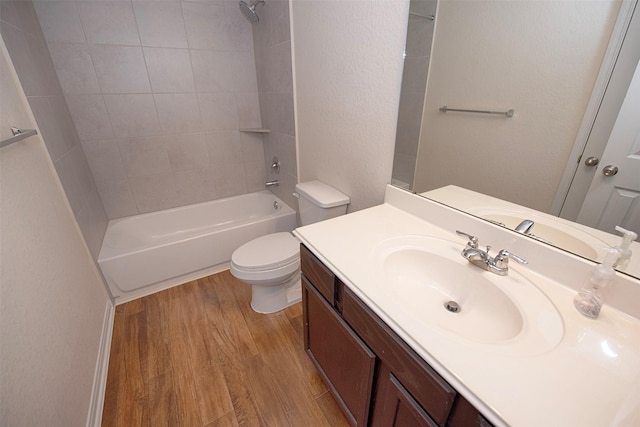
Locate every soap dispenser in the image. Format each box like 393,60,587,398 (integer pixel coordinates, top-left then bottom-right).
613,226,637,269
573,248,621,319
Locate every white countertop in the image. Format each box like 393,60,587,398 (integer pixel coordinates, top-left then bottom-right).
294,186,640,427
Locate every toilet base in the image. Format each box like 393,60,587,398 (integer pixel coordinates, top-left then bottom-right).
250,276,302,314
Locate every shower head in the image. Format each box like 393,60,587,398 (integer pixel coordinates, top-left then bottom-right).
239,0,264,24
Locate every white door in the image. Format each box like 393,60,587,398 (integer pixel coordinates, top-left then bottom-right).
576,58,640,235
557,2,640,224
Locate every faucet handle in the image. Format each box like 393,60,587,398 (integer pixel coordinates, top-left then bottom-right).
493,249,527,269
456,230,478,248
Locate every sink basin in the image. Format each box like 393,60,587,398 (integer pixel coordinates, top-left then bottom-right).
469,208,607,260
370,235,564,356
382,248,523,343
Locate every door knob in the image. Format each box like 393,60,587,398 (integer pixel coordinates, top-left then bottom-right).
584,156,599,167
602,165,618,176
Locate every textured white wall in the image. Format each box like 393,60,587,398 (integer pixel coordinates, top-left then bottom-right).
291,0,409,212
1,37,110,426
413,0,620,212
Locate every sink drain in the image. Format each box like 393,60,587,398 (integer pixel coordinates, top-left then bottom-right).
444,301,460,313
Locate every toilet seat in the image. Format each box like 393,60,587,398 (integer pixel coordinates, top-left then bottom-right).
230,232,300,285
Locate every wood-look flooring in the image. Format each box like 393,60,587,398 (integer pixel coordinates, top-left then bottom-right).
102,270,350,427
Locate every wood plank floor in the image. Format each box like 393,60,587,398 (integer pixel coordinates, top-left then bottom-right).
102,270,350,427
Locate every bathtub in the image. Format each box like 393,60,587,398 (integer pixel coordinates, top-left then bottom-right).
98,191,297,303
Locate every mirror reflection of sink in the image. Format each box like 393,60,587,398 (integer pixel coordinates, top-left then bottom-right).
468,208,608,260
371,235,564,356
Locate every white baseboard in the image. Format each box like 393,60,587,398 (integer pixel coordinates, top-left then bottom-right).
86,299,115,427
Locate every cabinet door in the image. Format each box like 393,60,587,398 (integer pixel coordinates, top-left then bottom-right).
447,396,493,427
303,278,376,426
342,286,456,425
375,366,438,427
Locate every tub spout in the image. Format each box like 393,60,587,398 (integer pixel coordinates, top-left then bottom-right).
265,180,279,188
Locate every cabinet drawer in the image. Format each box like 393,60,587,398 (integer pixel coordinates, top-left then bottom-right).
342,286,456,426
303,278,376,426
300,244,336,305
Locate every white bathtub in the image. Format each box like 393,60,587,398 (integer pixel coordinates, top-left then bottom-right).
98,191,297,303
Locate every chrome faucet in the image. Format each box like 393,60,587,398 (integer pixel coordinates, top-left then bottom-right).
265,180,279,188
515,219,534,234
513,219,553,245
456,230,527,276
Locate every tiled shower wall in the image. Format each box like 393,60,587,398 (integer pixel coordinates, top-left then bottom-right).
392,0,436,189
252,0,297,211
0,0,108,259
34,0,267,218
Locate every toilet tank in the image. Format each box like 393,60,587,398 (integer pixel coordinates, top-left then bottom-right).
295,181,350,225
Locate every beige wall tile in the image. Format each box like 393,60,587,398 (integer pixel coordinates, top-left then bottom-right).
48,42,100,94
117,135,172,177
190,49,235,92
82,138,127,183
133,1,188,48
66,94,115,141
33,1,85,44
166,134,210,171
91,45,150,93
144,47,195,93
128,172,181,213
206,130,243,166
79,1,140,46
154,93,203,134
96,178,138,218
104,94,161,137
29,95,77,161
198,92,238,130
209,162,247,199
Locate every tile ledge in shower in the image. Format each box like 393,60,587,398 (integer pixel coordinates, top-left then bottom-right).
239,128,271,133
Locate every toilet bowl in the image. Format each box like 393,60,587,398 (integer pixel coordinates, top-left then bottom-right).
230,232,301,313
230,180,350,313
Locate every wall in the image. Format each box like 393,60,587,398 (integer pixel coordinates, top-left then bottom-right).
33,0,266,218
253,0,298,210
0,0,108,258
1,36,111,427
413,0,620,212
291,0,408,212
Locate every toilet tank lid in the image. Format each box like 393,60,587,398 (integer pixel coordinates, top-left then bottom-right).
295,180,350,208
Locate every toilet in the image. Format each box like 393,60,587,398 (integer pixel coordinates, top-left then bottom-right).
230,181,350,313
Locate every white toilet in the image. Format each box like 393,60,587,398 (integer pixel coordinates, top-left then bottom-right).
230,181,350,313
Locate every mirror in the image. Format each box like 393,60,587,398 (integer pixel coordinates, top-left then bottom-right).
392,0,640,279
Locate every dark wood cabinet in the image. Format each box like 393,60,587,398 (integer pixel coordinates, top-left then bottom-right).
303,276,376,426
301,244,492,427
447,395,494,427
373,365,438,427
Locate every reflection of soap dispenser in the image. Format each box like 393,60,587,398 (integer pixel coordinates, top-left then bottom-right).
613,226,637,269
573,248,620,319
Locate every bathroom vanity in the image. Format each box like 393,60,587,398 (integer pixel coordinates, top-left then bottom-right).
301,244,489,426
293,185,640,427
